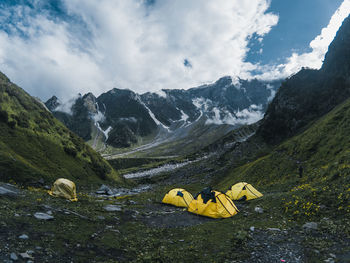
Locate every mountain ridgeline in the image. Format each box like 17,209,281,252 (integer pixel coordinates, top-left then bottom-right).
258,15,350,143
46,78,281,155
0,72,123,185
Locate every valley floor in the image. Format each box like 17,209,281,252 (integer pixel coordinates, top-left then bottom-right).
0,157,349,263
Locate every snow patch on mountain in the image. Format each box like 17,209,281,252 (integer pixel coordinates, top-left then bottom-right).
119,117,137,123
192,97,212,111
180,110,189,122
176,107,191,127
137,95,170,130
95,121,112,141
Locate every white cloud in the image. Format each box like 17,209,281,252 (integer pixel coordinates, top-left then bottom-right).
205,104,264,126
0,0,278,100
54,94,81,114
257,0,350,80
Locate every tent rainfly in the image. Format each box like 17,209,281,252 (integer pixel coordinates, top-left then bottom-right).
188,187,239,218
162,188,194,207
226,182,263,201
48,178,78,201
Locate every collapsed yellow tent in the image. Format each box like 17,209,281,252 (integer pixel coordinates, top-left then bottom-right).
188,188,239,218
162,188,194,207
48,178,78,201
226,182,263,201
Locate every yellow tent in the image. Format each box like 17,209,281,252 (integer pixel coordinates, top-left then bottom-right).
226,182,263,201
162,188,194,207
188,188,239,218
48,178,78,201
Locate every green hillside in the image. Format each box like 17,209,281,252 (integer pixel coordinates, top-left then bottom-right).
219,97,350,220
0,72,123,185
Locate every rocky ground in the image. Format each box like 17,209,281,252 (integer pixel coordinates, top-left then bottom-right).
0,159,349,263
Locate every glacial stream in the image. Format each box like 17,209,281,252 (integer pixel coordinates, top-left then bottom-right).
123,160,193,179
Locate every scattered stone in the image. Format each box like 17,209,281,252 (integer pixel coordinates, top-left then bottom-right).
19,234,29,240
14,213,20,217
44,185,51,190
103,205,122,212
10,252,18,261
254,206,264,214
97,216,105,220
250,226,255,232
329,253,336,258
19,252,33,260
267,228,281,231
302,222,318,230
324,258,335,263
0,183,21,197
34,212,54,220
96,184,113,195
46,210,53,215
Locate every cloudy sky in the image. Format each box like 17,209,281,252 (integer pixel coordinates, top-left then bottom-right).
0,0,349,100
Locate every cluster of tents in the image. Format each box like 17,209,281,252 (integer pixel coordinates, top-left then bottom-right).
46,179,263,219
162,182,263,218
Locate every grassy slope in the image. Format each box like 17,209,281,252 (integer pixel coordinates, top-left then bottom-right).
0,72,123,185
1,97,349,262
218,97,350,220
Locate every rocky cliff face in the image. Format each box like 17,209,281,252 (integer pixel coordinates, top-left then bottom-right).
46,77,281,153
258,15,350,143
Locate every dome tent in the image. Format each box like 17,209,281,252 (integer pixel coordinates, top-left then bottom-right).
188,187,239,218
226,182,263,201
162,188,194,207
48,178,78,201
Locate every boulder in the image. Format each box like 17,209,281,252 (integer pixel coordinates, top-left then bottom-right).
34,212,54,220
10,252,18,261
254,206,264,214
0,183,21,197
96,184,114,195
303,222,318,230
103,205,122,212
18,234,29,240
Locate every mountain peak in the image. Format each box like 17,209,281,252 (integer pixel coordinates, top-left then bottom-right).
321,15,350,75
45,95,60,111
82,92,97,114
258,14,350,143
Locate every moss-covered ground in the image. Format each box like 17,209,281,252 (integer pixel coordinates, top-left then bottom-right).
1,74,350,262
